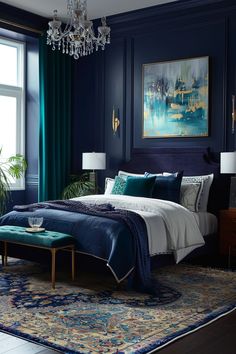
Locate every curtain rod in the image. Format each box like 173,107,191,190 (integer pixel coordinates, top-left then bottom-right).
0,18,43,35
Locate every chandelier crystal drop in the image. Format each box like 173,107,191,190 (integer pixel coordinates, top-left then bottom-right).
46,0,111,60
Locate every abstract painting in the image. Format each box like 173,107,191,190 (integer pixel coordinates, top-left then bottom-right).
143,56,209,138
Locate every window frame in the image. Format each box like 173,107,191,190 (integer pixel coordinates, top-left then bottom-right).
0,36,25,191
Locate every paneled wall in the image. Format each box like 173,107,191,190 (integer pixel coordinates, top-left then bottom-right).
1,0,236,198
72,0,236,178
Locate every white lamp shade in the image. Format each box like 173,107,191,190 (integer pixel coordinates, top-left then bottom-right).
220,152,236,174
82,152,106,170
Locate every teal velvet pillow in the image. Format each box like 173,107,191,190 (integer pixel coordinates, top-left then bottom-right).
111,176,126,195
123,176,156,197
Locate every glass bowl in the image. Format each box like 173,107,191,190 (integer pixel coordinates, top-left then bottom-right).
28,217,44,230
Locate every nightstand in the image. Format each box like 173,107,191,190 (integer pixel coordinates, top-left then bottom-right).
219,209,236,268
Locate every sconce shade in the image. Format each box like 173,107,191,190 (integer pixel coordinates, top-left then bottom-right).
220,152,236,174
82,152,106,170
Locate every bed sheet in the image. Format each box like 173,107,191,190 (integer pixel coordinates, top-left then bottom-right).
192,211,217,236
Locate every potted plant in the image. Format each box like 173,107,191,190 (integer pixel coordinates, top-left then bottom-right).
62,172,95,199
0,147,27,215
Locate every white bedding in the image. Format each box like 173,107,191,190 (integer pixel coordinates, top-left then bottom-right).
192,211,217,236
72,194,205,263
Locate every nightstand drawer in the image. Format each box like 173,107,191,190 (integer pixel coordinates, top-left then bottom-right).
219,210,236,256
220,233,236,246
220,216,236,228
220,227,236,238
220,242,236,256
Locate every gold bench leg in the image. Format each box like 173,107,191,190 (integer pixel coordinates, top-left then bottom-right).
51,248,56,289
72,246,75,281
1,242,4,266
3,241,7,267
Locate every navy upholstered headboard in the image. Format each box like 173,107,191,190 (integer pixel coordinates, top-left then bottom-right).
120,148,230,215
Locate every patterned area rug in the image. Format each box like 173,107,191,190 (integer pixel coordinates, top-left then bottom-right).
0,260,235,354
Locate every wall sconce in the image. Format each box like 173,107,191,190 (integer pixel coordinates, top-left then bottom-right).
112,106,120,135
232,95,236,134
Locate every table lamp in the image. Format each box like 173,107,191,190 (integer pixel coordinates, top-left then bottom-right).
82,152,106,193
220,152,236,208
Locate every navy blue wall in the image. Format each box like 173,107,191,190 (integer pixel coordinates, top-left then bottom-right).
1,0,236,198
72,0,236,180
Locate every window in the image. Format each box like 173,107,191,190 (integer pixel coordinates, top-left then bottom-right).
0,37,25,190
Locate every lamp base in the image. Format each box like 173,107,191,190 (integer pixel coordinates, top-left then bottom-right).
229,176,236,208
89,171,97,194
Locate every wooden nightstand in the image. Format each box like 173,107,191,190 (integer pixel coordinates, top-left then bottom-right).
220,209,236,267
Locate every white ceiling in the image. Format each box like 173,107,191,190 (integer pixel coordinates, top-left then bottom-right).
1,0,179,20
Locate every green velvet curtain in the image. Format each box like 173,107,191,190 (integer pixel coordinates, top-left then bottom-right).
39,35,72,201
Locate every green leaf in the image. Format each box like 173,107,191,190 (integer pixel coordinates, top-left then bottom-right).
62,173,95,199
0,148,27,215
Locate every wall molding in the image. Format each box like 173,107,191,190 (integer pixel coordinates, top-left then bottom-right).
74,0,236,172
108,0,236,29
26,174,38,186
0,2,47,35
0,18,42,34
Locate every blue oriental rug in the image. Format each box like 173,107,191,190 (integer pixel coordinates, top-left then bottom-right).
0,260,235,353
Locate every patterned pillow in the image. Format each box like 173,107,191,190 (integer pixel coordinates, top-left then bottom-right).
182,174,214,211
111,176,126,195
180,182,203,212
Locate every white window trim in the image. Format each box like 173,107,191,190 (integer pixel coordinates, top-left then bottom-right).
0,37,25,191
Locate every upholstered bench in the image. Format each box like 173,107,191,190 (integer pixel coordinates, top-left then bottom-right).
0,225,75,289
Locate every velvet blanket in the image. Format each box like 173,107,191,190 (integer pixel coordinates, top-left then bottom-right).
1,200,152,293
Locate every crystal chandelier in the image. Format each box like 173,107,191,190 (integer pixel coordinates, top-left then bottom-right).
47,0,111,60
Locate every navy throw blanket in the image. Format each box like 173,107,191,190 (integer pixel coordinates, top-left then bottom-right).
14,200,154,294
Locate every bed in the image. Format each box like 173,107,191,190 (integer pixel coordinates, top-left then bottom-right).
0,148,229,291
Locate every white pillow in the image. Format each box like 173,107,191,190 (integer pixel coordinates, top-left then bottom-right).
182,174,214,212
180,182,203,212
104,178,115,195
118,170,144,178
163,172,177,176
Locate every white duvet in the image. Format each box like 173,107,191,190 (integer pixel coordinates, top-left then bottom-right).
72,194,205,263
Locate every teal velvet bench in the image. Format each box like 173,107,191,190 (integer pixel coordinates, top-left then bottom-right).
0,225,75,289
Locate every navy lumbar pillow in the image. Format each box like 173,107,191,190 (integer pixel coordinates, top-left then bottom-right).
145,171,183,203
123,176,156,198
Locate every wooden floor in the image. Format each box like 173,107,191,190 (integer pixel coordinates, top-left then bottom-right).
0,309,235,353
0,331,57,354
156,309,236,354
